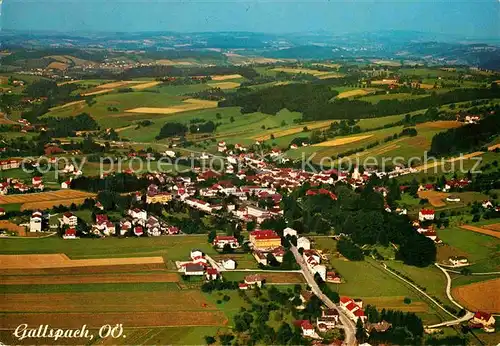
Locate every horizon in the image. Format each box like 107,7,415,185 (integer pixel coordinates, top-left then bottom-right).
2,0,499,40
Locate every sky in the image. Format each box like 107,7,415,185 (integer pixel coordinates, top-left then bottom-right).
2,0,499,38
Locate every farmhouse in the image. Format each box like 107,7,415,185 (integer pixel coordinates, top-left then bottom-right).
471,311,495,332
213,235,240,249
128,208,147,221
446,195,461,202
419,209,435,222
449,256,469,266
249,229,281,250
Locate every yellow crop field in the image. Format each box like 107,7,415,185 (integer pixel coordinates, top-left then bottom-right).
125,99,218,115
371,79,398,85
209,81,241,89
80,89,113,96
336,89,377,99
155,59,193,66
271,67,331,77
130,81,161,90
49,100,85,111
211,74,242,81
96,81,141,89
313,135,373,147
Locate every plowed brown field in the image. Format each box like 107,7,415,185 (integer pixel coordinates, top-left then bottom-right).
452,278,500,313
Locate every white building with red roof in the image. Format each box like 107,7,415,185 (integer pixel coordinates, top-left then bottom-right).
213,235,240,249
418,208,435,222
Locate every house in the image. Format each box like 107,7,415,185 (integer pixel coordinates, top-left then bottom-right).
213,235,240,249
217,141,227,152
62,212,77,226
63,228,77,239
419,209,435,222
294,320,315,337
471,311,496,333
184,263,205,276
132,226,143,236
340,296,367,323
61,180,72,189
446,195,461,202
482,200,494,209
244,274,263,287
128,208,147,221
0,207,4,216
205,268,219,281
326,271,342,283
249,229,281,250
366,320,392,333
297,237,311,250
290,144,298,150
222,258,236,270
190,250,204,261
283,227,298,238
238,283,249,290
296,291,314,310
146,192,173,204
316,309,339,331
32,176,44,190
29,211,43,232
449,256,468,266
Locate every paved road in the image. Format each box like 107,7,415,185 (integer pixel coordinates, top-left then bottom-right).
290,245,356,346
429,264,475,328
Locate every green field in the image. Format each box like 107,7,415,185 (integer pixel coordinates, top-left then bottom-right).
360,93,428,104
437,226,500,272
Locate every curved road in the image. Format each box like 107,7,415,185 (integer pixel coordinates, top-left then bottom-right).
290,245,356,346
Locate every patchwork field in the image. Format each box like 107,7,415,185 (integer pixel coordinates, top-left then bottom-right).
460,225,500,239
452,278,500,313
125,99,218,115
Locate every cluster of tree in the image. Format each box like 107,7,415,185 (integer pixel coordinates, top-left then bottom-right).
189,120,217,134
200,280,240,292
303,87,500,121
187,87,225,101
119,65,258,80
40,113,99,137
159,76,211,85
229,286,307,345
336,238,364,261
286,181,436,267
430,112,500,156
70,173,151,193
219,83,338,115
156,122,188,139
364,305,424,344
